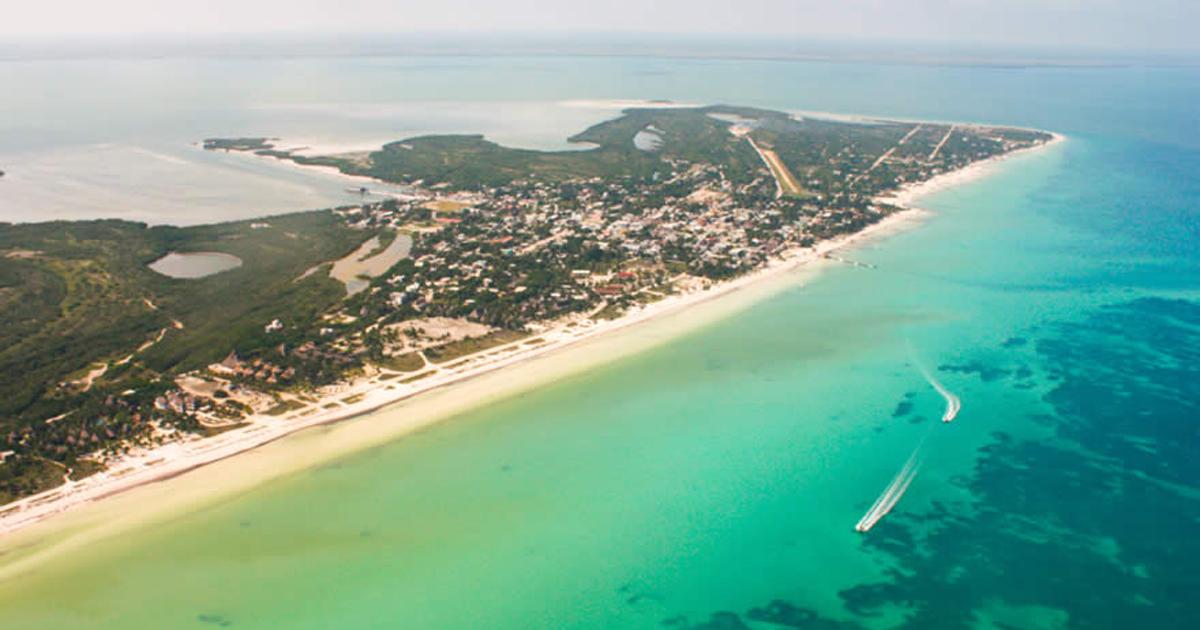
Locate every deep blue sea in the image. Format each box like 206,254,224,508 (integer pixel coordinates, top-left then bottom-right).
0,53,1197,628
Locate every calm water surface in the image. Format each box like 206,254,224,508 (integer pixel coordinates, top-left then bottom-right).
0,55,1197,629
148,251,243,278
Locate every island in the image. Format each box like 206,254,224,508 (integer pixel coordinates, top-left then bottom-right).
0,105,1056,528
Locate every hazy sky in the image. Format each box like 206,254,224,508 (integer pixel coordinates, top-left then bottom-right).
4,0,1198,52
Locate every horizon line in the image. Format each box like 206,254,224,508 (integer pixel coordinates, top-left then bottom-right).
1,30,1198,55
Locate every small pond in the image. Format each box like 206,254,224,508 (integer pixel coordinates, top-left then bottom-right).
148,252,243,278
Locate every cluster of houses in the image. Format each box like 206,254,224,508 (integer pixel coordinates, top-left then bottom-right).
165,122,1043,420
324,147,899,331
154,389,210,415
211,351,296,385
150,121,1025,423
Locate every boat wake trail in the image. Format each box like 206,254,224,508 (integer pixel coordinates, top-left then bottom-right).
851,347,961,533
916,362,961,423
855,444,924,533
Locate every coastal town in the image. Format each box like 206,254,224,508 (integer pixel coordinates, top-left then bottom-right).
3,2,1191,626
0,105,1054,515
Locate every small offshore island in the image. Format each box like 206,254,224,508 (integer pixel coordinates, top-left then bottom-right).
0,105,1055,530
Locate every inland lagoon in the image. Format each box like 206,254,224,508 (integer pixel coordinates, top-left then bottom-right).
148,251,243,278
329,233,413,295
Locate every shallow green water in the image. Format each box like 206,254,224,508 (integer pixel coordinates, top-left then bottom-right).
1,56,1198,629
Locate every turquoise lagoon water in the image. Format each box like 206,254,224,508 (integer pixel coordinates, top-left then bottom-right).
0,54,1198,628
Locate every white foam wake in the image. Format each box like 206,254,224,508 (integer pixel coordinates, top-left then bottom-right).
918,364,961,423
855,446,923,533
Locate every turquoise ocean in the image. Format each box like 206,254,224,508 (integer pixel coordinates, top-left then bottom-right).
0,52,1198,628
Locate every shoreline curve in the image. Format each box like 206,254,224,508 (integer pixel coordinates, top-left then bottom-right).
0,131,1066,581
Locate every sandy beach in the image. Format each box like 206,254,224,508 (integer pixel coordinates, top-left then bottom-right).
879,132,1066,208
0,132,1064,577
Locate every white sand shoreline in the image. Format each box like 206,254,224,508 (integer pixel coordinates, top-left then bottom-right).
879,131,1066,208
0,211,914,536
0,132,1064,573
